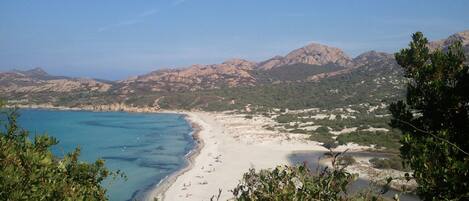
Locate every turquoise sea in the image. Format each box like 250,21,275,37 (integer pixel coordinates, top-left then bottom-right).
17,109,195,201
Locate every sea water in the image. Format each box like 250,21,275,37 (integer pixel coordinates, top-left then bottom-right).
17,109,195,201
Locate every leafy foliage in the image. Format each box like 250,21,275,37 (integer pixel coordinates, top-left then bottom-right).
231,150,397,201
390,32,469,200
0,105,122,201
232,151,359,201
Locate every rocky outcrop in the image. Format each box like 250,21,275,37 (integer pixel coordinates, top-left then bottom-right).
11,103,160,113
78,103,160,113
0,69,112,93
428,30,469,52
257,43,352,70
111,43,356,93
13,67,49,78
119,58,257,92
352,51,393,66
308,51,397,81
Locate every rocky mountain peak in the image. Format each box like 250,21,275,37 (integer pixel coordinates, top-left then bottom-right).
353,51,393,66
445,30,469,45
221,58,257,69
428,30,469,51
27,67,47,74
12,67,49,77
257,42,352,70
286,43,351,63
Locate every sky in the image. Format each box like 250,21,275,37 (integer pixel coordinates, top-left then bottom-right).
1,0,468,80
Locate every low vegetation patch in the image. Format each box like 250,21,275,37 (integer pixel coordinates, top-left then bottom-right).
339,155,356,166
369,156,408,171
336,131,401,152
309,132,335,144
275,113,302,123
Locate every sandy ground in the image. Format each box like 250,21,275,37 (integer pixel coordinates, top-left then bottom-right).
146,111,415,201
147,111,327,201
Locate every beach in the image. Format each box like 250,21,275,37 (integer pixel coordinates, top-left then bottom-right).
147,111,330,201
14,106,416,200
146,111,418,201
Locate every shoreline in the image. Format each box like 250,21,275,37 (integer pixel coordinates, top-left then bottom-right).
12,105,202,201
142,112,205,201
6,103,161,113
154,112,329,201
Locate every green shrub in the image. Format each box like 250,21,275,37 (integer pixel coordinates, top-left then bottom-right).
315,126,330,133
275,114,299,123
391,32,469,200
309,132,334,145
369,156,406,171
289,129,308,134
321,141,339,150
232,150,394,201
232,152,358,201
339,155,356,166
336,131,401,151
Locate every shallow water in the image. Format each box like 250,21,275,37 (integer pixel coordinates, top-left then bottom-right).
18,109,195,201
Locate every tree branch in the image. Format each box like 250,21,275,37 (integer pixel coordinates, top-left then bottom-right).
396,119,469,156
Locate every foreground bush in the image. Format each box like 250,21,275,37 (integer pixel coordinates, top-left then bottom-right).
0,107,122,201
232,151,395,201
233,164,355,200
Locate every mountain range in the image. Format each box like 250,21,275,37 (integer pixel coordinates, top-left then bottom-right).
1,30,468,111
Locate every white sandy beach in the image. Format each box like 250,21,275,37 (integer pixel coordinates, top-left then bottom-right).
147,111,328,201
146,111,415,201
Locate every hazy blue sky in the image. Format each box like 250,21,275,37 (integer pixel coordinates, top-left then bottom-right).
1,0,468,80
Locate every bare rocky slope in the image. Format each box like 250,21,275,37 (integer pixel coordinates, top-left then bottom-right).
0,68,112,104
116,42,387,92
257,43,352,70
428,30,469,53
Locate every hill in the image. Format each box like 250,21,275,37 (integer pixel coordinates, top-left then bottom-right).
1,30,468,111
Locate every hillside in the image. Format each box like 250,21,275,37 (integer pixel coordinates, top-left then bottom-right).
428,30,469,57
1,30,468,111
154,52,404,111
0,68,112,104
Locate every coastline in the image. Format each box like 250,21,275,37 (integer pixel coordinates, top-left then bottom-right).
6,103,160,113
142,112,205,201
12,105,203,201
12,105,417,200
12,105,202,200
